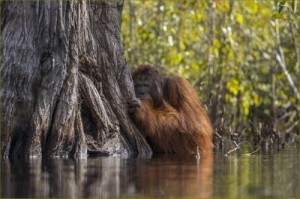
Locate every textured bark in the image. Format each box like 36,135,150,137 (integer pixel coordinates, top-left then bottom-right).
1,0,152,158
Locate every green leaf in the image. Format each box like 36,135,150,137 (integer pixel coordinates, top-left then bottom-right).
272,13,284,20
236,14,244,25
227,79,239,96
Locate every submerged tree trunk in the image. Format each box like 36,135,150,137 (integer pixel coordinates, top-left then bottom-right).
1,0,152,158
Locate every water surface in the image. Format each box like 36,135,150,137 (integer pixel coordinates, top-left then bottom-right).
1,148,299,198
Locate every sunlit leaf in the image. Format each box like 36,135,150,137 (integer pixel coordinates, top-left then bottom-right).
227,79,239,96
236,14,244,25
213,39,221,48
245,1,259,14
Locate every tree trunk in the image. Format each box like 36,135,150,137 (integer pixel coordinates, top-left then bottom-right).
1,0,152,158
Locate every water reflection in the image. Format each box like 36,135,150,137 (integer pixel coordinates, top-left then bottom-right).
1,153,212,198
213,148,300,198
1,149,299,198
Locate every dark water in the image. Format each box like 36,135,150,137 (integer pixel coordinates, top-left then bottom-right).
1,148,299,198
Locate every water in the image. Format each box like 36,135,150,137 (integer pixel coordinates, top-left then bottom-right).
1,148,299,198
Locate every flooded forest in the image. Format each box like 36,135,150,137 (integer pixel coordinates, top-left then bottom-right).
1,0,300,198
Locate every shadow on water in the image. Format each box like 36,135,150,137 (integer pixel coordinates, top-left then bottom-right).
1,148,299,198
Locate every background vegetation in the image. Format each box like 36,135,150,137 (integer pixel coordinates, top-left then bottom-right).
121,0,300,151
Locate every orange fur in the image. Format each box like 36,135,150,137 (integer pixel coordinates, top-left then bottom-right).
131,66,212,154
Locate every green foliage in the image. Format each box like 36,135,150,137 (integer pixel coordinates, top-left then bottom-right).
121,0,300,140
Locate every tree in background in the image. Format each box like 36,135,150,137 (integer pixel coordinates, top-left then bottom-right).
122,0,300,150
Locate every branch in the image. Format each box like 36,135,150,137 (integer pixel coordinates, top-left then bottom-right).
275,53,300,101
275,20,300,102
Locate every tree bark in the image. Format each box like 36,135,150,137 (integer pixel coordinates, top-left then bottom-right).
1,0,152,158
